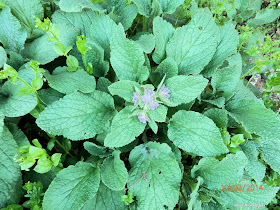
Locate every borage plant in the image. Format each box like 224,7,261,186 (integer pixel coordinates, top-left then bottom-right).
0,0,280,209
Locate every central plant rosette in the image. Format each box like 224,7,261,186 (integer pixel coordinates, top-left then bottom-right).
132,84,170,123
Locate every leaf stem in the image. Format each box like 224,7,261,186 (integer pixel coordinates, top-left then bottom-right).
54,138,77,161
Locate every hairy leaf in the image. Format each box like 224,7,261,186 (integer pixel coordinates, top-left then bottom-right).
59,0,104,12
108,80,140,102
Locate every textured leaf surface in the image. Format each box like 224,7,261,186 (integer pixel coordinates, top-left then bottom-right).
36,91,114,140
110,32,149,82
152,16,175,64
59,0,103,12
157,0,184,14
81,183,127,210
0,69,37,117
0,8,27,52
108,80,140,102
155,57,178,79
166,12,219,74
119,4,138,30
0,46,7,68
188,177,203,210
131,0,152,17
220,180,279,208
149,105,167,122
43,162,100,210
100,150,128,190
191,152,247,189
258,139,280,173
4,0,44,35
202,23,239,76
168,111,228,156
247,9,280,27
104,106,146,148
23,24,79,64
128,142,181,210
0,127,22,207
240,141,265,182
165,75,208,106
0,113,3,135
226,99,280,141
83,142,111,158
6,123,29,147
203,108,228,128
134,33,155,54
52,11,97,38
38,88,65,106
45,67,96,94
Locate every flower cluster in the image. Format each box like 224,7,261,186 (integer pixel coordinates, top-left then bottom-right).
132,85,170,123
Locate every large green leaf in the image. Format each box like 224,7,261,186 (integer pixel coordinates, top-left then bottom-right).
108,80,140,102
203,108,228,128
202,23,239,76
100,150,128,191
157,0,184,14
165,75,208,107
22,24,79,65
247,8,280,27
4,0,44,35
240,141,266,182
0,126,22,208
59,0,104,12
152,16,175,64
0,46,7,68
118,4,138,31
166,11,219,74
0,8,27,52
0,113,3,135
6,123,29,147
0,68,37,117
45,67,96,94
42,162,100,210
36,91,114,140
104,106,146,148
110,31,149,82
226,99,280,141
81,183,127,210
131,0,152,17
258,138,280,173
191,152,247,189
220,180,279,208
168,111,228,156
52,11,97,38
128,142,182,210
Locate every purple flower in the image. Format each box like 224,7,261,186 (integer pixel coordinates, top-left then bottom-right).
137,113,150,123
132,92,139,105
159,85,170,99
142,89,155,104
148,101,159,110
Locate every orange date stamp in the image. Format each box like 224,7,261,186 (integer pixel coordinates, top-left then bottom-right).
221,184,263,191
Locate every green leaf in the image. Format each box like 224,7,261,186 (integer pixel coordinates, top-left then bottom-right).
42,162,100,210
258,138,280,173
152,16,175,64
45,67,96,94
51,153,62,166
149,104,167,122
166,12,219,74
131,0,152,17
81,183,126,210
133,33,155,54
83,141,111,158
203,97,225,108
0,113,3,135
168,110,228,156
85,41,109,77
247,9,280,27
31,77,44,91
110,31,149,82
220,180,279,208
34,155,53,173
165,75,208,107
108,80,140,102
188,177,203,210
38,88,64,106
203,108,228,128
191,152,247,189
119,4,138,31
128,142,182,210
202,23,239,77
22,24,79,65
0,8,27,52
100,150,128,191
211,53,242,93
91,14,124,60
0,126,22,207
96,77,111,93
59,0,104,12
155,57,178,79
240,141,265,182
4,0,43,35
157,0,184,14
226,99,280,141
36,91,115,140
0,68,37,117
0,46,7,68
104,106,146,148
